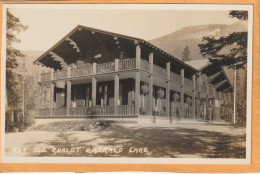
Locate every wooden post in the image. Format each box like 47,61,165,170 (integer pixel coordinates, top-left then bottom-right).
198,72,202,120
149,52,153,73
148,75,153,115
66,80,71,115
50,69,54,80
135,42,141,69
104,85,107,106
86,86,90,107
192,74,196,119
38,65,41,82
135,72,140,115
115,58,119,71
37,84,41,117
50,82,54,117
67,67,71,78
181,69,185,118
92,77,97,107
114,74,119,115
205,84,209,121
93,63,97,74
167,61,171,80
166,81,170,117
213,88,216,121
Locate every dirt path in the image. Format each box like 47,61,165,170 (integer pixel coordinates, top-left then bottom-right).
5,122,246,158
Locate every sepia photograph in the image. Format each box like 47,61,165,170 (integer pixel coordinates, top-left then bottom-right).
1,4,253,164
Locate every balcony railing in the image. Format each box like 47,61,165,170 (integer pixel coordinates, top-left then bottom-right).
97,62,115,74
70,107,90,116
95,106,115,116
39,108,51,117
140,59,150,72
119,58,136,71
53,108,66,116
184,78,193,87
153,64,167,77
53,70,67,80
117,105,135,115
40,72,51,82
170,72,182,83
71,66,93,78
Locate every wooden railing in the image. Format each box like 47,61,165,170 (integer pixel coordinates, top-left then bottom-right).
201,84,207,93
170,72,182,83
117,105,135,115
153,64,167,77
184,78,193,87
140,59,150,72
70,107,91,116
71,66,93,78
94,106,114,115
97,62,115,74
53,108,66,116
53,70,67,80
39,108,51,117
40,72,51,82
119,58,136,71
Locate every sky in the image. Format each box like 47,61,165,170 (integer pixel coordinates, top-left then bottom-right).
6,5,243,51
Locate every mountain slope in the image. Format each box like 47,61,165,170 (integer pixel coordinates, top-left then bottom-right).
149,22,248,61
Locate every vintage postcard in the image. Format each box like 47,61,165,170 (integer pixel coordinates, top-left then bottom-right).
0,1,257,171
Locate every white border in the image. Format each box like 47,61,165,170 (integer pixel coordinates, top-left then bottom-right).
1,3,253,164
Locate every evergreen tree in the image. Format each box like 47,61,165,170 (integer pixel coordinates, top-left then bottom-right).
199,10,248,69
6,9,28,107
182,46,191,62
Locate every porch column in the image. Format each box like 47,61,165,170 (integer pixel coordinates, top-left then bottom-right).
192,74,196,119
205,84,209,121
92,77,97,107
38,65,41,82
50,82,54,116
135,41,141,69
148,53,154,115
198,72,202,119
149,53,153,73
67,67,71,78
135,71,140,115
104,85,107,106
66,80,71,115
93,63,97,74
148,75,153,115
114,74,119,115
213,88,216,121
37,84,41,117
166,61,171,117
50,68,54,80
181,69,185,118
166,81,170,117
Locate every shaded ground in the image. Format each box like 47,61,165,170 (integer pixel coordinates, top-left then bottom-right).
5,121,246,158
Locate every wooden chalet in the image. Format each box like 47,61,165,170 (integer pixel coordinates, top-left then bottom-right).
34,25,234,121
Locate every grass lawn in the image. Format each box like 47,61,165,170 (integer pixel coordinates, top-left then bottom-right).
5,120,246,158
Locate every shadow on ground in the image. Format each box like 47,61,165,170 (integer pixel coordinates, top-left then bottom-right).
12,123,246,158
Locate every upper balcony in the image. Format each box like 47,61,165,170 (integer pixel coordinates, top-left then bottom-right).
40,58,194,89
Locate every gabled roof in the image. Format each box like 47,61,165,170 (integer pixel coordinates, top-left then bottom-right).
34,25,198,72
185,59,210,70
186,59,234,92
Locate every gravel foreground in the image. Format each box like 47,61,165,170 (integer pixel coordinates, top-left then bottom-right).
5,120,246,158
